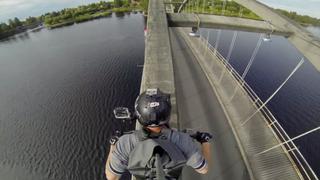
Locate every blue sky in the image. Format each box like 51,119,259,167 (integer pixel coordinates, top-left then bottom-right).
0,0,320,23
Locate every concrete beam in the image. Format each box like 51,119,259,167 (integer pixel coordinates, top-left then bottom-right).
138,0,178,129
233,0,320,72
167,13,293,37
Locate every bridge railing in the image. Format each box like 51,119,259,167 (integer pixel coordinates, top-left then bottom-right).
199,35,318,180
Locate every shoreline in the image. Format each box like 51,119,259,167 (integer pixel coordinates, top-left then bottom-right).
45,8,139,29
0,0,147,40
0,23,41,40
0,10,143,40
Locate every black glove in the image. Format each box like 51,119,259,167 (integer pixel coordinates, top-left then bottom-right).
191,131,213,144
109,136,119,145
109,130,122,145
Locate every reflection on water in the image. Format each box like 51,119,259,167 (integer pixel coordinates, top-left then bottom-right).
0,13,145,180
0,32,30,43
17,32,30,40
0,35,18,43
115,12,126,18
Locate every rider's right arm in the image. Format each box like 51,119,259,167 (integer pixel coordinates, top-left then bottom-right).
105,145,120,180
105,134,135,180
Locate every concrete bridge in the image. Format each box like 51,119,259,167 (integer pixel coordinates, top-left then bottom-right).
139,0,319,179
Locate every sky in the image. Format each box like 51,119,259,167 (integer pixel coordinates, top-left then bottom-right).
0,0,103,22
0,0,320,23
258,0,320,18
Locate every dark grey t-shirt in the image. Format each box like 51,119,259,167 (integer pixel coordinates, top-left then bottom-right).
108,128,206,176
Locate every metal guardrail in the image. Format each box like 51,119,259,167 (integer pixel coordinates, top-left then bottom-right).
198,35,318,180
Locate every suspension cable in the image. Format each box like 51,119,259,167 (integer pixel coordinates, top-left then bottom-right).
211,0,214,14
228,33,263,101
214,30,221,55
212,0,227,58
203,29,211,58
197,0,199,13
242,34,263,79
240,58,305,126
202,0,206,14
256,126,320,156
219,31,238,83
221,0,227,16
239,7,243,17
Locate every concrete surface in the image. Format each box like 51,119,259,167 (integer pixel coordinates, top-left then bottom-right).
139,0,178,128
167,13,292,37
169,28,250,180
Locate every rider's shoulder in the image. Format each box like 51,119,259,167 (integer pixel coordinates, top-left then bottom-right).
118,130,140,142
163,128,193,141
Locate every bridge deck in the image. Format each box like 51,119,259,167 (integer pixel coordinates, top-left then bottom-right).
141,0,310,179
174,27,302,180
170,28,250,180
139,0,178,129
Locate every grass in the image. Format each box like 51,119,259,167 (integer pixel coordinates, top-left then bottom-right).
47,20,74,29
48,11,113,28
181,0,262,21
112,7,131,13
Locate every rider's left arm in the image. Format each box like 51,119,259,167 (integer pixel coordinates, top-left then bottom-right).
196,142,211,174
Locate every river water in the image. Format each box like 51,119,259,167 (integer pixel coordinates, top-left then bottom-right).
0,13,319,179
200,27,320,177
307,26,320,38
0,13,144,180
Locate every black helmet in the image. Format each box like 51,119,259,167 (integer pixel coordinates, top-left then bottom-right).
135,88,171,127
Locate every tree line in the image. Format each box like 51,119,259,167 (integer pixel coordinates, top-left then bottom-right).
42,1,114,26
39,0,148,28
3,0,318,36
276,9,320,26
180,0,261,20
179,0,320,25
0,16,40,34
1,0,145,34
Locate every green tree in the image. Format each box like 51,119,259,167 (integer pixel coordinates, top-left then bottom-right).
227,6,238,13
141,0,149,11
114,0,123,8
0,23,4,33
44,17,53,25
25,16,38,25
51,11,60,17
123,0,131,7
14,17,22,27
89,3,98,9
276,9,320,26
8,19,15,28
61,12,72,20
0,23,10,31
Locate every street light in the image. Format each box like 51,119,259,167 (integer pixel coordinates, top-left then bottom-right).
189,27,200,37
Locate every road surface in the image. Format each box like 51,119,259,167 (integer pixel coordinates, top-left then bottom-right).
169,28,250,180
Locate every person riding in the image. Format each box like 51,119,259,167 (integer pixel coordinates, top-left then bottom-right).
105,88,212,180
